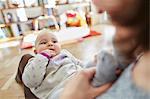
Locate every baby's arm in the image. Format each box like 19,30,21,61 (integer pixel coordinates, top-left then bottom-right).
61,49,84,67
22,53,49,88
92,50,119,87
73,58,84,67
92,48,134,87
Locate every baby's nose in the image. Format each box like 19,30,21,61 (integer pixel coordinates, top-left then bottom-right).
47,41,54,46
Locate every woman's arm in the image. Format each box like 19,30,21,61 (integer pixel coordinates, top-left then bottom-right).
22,54,49,88
60,68,112,99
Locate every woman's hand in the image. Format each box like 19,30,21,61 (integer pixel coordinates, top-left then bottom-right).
60,68,112,99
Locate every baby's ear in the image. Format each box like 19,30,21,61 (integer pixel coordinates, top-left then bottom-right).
34,49,37,54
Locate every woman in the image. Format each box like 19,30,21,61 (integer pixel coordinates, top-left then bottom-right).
60,0,149,99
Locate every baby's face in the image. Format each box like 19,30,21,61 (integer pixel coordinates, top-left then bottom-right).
35,33,61,57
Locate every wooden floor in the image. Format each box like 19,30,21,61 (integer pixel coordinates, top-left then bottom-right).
0,24,115,99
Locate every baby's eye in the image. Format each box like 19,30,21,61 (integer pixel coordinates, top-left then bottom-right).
53,40,58,43
40,41,47,44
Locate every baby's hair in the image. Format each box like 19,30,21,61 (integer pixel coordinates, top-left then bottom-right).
36,28,53,36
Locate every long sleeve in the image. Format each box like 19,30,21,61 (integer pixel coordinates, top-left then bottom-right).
92,50,119,87
22,54,49,88
61,49,84,67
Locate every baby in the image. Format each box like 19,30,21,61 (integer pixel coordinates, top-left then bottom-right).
22,29,137,99
22,29,83,99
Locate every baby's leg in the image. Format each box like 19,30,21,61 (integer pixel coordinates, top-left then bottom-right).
92,50,118,87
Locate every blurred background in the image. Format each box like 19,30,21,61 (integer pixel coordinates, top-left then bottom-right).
0,0,116,98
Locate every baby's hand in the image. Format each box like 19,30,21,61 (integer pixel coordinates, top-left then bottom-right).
41,50,56,58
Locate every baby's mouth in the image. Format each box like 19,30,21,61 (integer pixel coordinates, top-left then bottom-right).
49,48,55,51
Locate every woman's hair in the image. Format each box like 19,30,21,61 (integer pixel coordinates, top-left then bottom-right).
137,0,149,51
111,0,149,51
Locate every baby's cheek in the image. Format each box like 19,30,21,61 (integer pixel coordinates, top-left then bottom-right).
36,47,46,54
56,48,61,55
56,45,61,53
36,50,42,54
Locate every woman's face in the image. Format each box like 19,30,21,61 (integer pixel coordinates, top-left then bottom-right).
92,0,138,24
92,0,123,14
113,26,139,56
93,0,139,56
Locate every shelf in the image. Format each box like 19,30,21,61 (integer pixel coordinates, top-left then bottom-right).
56,2,89,6
59,2,89,7
0,6,42,10
45,2,90,8
0,36,23,43
36,15,53,20
10,20,33,24
0,19,33,26
1,2,90,10
0,0,92,44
